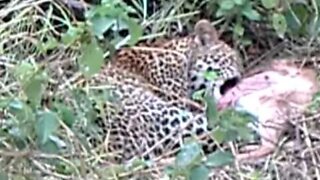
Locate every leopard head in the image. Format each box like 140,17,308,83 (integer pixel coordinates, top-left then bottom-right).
187,19,243,101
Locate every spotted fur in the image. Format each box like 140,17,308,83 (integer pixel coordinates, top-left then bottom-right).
110,19,243,100
80,19,243,163
82,65,216,163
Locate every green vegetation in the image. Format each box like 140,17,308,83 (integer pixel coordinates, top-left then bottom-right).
0,0,320,179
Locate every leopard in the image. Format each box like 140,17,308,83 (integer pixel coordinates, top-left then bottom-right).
109,19,243,101
76,19,244,163
79,65,219,163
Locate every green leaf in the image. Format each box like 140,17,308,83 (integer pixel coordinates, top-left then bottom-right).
242,4,261,21
203,70,218,81
205,150,234,168
308,15,320,37
219,0,235,10
0,98,11,109
0,172,8,180
9,129,31,146
220,109,252,126
272,13,287,38
216,8,228,17
39,137,60,153
60,107,75,127
86,1,124,18
109,18,142,49
91,16,115,39
164,165,177,177
249,170,264,180
218,109,253,141
79,39,104,78
284,4,308,33
192,89,205,101
189,165,210,180
24,70,48,107
222,129,239,142
9,128,28,149
234,23,245,36
61,23,86,46
123,18,143,45
240,38,252,46
38,36,59,53
13,62,48,107
49,135,66,149
61,26,83,45
54,103,75,127
13,62,34,82
261,0,278,9
236,126,255,140
35,111,59,145
204,93,218,127
212,128,227,143
312,91,320,102
233,0,244,5
309,91,320,113
212,127,240,143
8,99,35,123
8,99,24,110
175,141,202,169
55,162,74,175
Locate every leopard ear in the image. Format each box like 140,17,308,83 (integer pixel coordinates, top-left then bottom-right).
194,19,218,46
